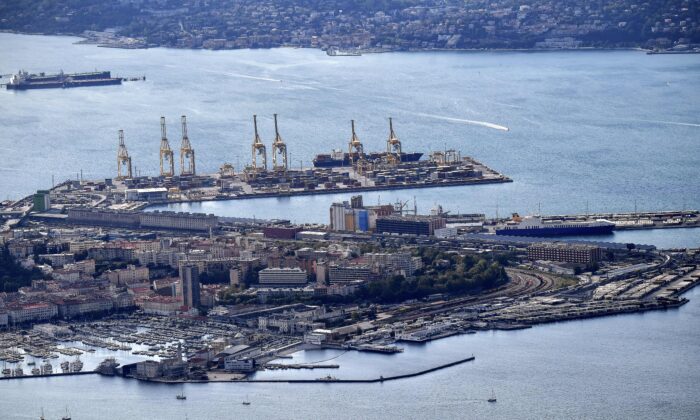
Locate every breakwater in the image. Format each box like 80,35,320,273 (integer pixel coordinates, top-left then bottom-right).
241,355,476,384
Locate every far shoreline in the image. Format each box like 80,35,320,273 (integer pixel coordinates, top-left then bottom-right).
0,29,661,55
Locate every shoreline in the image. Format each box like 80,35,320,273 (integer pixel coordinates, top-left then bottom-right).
0,30,667,55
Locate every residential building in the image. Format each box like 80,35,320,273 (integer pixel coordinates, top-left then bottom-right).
106,265,149,286
181,264,201,308
328,264,370,284
258,267,308,287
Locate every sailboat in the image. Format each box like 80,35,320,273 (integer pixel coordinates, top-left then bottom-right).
242,394,251,405
176,386,187,400
61,407,72,420
488,389,497,403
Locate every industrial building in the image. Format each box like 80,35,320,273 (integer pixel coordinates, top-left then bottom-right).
140,211,218,231
527,242,603,264
125,188,168,202
376,215,446,236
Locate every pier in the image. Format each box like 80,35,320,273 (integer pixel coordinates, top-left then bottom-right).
242,355,476,384
0,371,98,381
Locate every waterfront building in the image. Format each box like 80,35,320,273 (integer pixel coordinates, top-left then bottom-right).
139,296,184,316
258,267,308,287
527,242,603,264
330,201,351,231
224,357,256,372
181,264,201,308
67,207,140,228
376,215,446,236
7,302,58,324
135,360,163,379
140,211,218,231
125,187,168,202
58,296,114,319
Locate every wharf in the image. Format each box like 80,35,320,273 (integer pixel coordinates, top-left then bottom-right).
0,371,98,381
264,363,339,370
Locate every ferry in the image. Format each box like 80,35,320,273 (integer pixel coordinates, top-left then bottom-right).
495,214,615,237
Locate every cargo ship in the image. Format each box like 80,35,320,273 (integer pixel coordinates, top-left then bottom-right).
495,215,615,237
6,70,122,90
313,150,423,168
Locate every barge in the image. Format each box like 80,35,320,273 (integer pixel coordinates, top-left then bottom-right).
6,70,122,90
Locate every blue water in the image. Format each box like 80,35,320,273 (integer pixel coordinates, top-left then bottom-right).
2,33,700,419
1,33,699,220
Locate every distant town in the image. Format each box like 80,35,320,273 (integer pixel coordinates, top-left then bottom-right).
1,0,698,53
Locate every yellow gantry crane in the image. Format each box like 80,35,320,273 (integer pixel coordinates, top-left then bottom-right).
159,116,175,177
251,114,267,172
386,117,402,165
348,119,364,165
116,129,132,179
179,115,196,176
271,113,288,172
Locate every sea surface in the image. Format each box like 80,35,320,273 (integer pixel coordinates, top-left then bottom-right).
1,33,700,419
1,33,699,220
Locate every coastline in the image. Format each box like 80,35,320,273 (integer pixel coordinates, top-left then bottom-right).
0,30,666,55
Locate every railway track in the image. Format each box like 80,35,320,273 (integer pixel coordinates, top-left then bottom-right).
382,268,561,323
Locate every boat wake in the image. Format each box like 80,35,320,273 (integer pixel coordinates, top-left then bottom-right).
201,69,282,83
628,118,700,128
414,112,510,131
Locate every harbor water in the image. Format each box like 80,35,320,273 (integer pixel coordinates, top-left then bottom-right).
1,33,699,222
